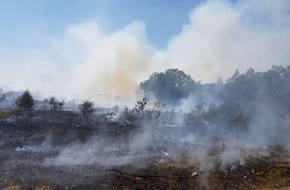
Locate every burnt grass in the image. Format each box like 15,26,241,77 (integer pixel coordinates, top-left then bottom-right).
1,118,290,190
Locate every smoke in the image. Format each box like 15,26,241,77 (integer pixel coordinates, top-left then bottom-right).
0,21,154,101
2,3,290,188
66,21,154,99
44,127,158,167
15,135,53,153
0,0,290,101
161,0,290,82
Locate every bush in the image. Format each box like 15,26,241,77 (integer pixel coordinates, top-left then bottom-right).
15,90,34,111
79,100,94,119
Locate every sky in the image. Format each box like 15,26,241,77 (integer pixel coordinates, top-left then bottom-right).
0,0,203,48
0,0,290,100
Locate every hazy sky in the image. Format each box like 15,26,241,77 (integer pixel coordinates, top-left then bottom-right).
0,0,204,48
0,0,290,100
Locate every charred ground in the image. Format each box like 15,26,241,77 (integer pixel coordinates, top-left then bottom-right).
1,114,290,190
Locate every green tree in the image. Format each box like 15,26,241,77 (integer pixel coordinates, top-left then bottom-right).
15,90,34,111
140,69,198,105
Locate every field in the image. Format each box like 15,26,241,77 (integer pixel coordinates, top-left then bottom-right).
1,111,290,190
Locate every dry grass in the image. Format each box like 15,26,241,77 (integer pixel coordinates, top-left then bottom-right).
3,185,21,190
35,185,53,190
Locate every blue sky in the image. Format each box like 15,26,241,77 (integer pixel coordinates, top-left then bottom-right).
0,0,205,48
0,0,290,100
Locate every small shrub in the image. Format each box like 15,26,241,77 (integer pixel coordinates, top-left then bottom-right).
48,97,64,111
269,143,287,157
135,97,149,113
230,113,250,132
0,111,13,121
79,100,94,119
119,107,138,124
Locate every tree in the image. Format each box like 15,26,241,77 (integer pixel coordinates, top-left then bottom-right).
230,113,250,133
140,69,198,105
48,97,64,111
135,97,149,114
225,68,262,116
15,90,34,111
0,94,5,103
79,100,94,119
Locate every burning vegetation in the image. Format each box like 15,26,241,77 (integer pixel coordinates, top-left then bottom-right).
1,66,290,189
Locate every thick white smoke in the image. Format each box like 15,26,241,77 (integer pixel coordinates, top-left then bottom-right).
162,0,290,82
0,0,290,100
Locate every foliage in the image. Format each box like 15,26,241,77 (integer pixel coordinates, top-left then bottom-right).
140,100,166,126
79,100,94,118
0,111,13,121
268,143,287,157
0,94,6,103
119,106,138,124
48,97,65,111
225,66,290,115
230,113,250,132
185,109,207,134
203,103,219,124
150,101,166,121
119,98,166,126
135,97,149,114
15,90,34,111
140,68,198,105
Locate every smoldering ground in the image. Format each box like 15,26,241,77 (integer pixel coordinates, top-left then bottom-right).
9,100,286,172
1,81,290,189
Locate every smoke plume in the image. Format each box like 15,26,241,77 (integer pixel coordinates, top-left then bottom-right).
0,0,290,100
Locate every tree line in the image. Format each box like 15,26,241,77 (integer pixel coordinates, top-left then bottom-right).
1,65,289,133
139,66,290,133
